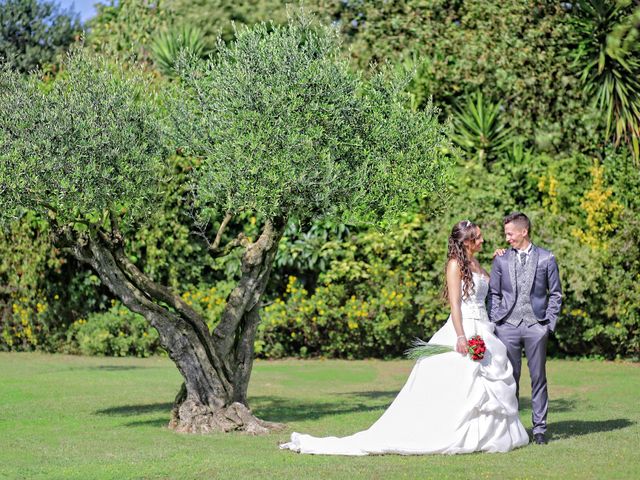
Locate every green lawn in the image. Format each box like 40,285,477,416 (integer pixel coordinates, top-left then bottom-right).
0,353,637,479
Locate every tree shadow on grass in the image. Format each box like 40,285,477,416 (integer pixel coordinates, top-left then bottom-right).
95,402,173,417
123,418,170,428
515,397,634,440
250,391,397,423
120,417,636,433
93,403,173,428
91,392,393,428
518,396,577,413
549,419,635,440
337,390,398,402
80,365,150,371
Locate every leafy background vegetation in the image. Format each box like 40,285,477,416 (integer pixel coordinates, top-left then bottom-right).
1,0,639,360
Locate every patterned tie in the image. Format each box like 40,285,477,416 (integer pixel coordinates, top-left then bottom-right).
519,251,527,267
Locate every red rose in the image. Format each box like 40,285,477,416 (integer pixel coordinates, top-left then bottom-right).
467,335,486,361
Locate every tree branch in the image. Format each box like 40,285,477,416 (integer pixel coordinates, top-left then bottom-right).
231,307,261,404
210,211,233,251
108,208,124,246
93,227,205,335
102,234,235,389
76,233,235,398
211,232,251,258
212,217,286,359
110,242,206,330
191,211,249,258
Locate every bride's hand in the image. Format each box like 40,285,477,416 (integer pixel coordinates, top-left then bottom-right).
492,248,507,258
456,336,468,355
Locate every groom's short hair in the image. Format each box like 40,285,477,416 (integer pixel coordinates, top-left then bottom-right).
504,212,531,234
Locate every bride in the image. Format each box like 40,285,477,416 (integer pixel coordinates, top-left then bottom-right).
280,220,529,455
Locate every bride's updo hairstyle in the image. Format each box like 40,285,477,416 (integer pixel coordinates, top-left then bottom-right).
442,220,478,301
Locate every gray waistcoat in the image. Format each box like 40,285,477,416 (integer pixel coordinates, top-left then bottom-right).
505,255,539,327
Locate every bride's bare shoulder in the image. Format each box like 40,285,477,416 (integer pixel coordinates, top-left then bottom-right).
446,258,460,270
446,259,462,279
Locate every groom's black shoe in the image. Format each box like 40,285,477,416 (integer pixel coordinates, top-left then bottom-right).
533,433,547,445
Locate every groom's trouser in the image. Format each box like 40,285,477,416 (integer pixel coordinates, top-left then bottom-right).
495,321,549,435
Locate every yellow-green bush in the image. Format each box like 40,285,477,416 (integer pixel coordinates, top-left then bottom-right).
65,301,161,357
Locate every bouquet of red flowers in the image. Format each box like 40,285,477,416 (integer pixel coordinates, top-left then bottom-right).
467,335,486,361
405,335,486,362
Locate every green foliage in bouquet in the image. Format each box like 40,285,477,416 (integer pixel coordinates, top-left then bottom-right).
404,339,453,360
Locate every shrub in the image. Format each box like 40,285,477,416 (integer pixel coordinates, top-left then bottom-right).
66,302,162,357
0,212,65,351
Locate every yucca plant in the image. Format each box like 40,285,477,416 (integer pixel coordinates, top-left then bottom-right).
498,140,539,206
570,0,640,163
450,91,512,165
150,25,208,77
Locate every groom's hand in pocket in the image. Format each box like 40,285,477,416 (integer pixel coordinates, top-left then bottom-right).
540,320,552,335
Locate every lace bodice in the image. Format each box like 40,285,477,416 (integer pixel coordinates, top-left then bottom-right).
459,272,489,321
462,272,489,306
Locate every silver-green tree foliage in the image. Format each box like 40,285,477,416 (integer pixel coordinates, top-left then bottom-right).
175,12,451,227
0,54,164,226
0,12,450,434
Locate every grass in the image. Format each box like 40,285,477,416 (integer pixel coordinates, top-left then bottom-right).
0,353,637,479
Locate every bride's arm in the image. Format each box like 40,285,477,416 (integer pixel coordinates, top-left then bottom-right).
446,260,468,354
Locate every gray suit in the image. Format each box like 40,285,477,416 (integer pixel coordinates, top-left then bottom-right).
489,245,562,435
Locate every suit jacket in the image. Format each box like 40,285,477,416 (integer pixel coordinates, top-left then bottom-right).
488,245,563,332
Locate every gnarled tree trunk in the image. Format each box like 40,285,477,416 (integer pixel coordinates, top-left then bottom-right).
60,217,286,434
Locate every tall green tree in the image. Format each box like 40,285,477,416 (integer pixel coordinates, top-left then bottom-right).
166,11,450,432
0,0,81,72
1,12,450,433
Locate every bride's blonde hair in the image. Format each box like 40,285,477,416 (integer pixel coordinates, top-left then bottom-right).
442,220,478,301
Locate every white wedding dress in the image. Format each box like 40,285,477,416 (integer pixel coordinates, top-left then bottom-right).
280,272,529,455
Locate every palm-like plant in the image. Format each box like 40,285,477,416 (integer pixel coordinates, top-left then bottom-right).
570,0,640,162
450,91,512,165
499,141,539,207
451,92,512,163
150,25,208,77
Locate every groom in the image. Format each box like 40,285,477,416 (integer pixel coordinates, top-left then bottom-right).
489,212,562,445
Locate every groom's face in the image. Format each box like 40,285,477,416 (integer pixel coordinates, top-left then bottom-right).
504,222,528,249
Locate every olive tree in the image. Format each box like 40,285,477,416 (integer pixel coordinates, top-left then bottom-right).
168,12,451,429
0,13,450,434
